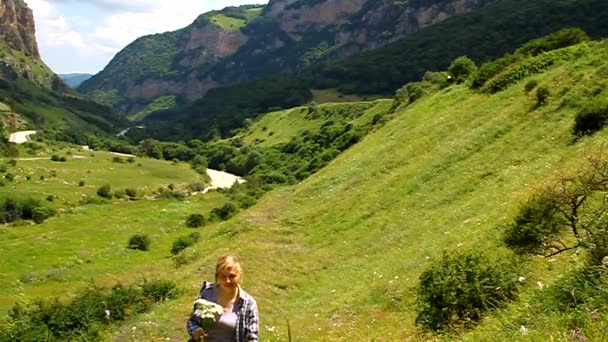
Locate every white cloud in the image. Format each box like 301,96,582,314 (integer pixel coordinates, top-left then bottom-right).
24,0,267,74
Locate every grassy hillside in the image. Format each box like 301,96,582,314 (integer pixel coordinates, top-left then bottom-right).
114,41,608,340
2,40,608,340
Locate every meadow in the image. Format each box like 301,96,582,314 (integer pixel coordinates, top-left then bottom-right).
2,41,608,341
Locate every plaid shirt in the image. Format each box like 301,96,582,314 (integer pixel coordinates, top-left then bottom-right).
187,282,259,342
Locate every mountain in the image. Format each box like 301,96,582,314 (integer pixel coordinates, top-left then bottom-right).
78,0,494,114
128,0,608,142
0,0,124,143
59,73,93,88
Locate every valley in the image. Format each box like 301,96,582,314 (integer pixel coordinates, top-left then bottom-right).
1,0,608,341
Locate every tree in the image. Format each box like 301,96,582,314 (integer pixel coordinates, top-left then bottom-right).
504,148,608,258
448,56,477,83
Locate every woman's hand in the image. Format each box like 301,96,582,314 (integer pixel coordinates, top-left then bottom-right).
192,328,207,341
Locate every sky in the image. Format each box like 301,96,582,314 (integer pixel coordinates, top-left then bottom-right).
24,0,267,75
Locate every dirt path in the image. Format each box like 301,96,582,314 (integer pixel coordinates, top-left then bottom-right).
204,169,246,193
8,130,36,144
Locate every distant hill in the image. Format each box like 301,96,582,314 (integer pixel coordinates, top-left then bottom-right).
59,73,92,88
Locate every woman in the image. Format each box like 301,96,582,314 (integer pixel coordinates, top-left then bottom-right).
187,255,259,342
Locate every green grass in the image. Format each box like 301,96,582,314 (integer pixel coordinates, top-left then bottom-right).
128,95,177,122
0,102,10,112
3,42,608,340
210,14,247,31
112,42,608,340
240,100,392,147
1,150,205,203
311,89,363,103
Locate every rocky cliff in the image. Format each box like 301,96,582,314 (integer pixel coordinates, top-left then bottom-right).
80,0,495,115
0,0,40,59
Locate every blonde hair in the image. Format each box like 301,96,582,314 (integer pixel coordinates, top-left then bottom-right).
215,254,243,282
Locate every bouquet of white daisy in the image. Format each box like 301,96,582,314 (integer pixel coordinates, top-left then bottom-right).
193,298,224,331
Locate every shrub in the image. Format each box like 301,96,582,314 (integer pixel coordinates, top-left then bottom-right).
32,207,56,224
524,79,538,93
186,213,205,228
536,86,550,106
503,192,563,254
572,100,608,137
127,234,150,251
210,202,239,221
112,156,125,163
78,180,85,187
170,233,200,256
113,189,126,199
416,249,520,331
97,184,112,199
46,195,54,202
0,280,176,340
4,172,14,182
448,56,477,83
125,188,138,199
127,157,136,163
140,279,177,302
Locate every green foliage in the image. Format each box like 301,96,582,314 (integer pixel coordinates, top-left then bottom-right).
50,154,67,162
516,27,591,56
482,43,590,93
0,197,54,225
32,207,56,224
96,184,112,199
503,193,563,254
186,213,205,228
504,152,608,258
210,202,239,221
573,99,608,137
535,86,550,106
416,249,520,331
0,280,176,340
127,234,150,251
448,56,477,83
170,232,200,255
524,79,538,93
4,172,14,182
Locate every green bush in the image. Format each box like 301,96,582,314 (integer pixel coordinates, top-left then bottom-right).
524,79,538,93
170,232,200,255
4,172,14,182
503,192,563,254
32,207,56,224
210,202,239,221
572,100,608,137
416,249,520,331
536,86,550,106
125,188,138,199
186,213,205,228
0,280,176,340
127,234,150,251
97,184,112,199
78,180,85,187
448,56,477,83
140,279,177,302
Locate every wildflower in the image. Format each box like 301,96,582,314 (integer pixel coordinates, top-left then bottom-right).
602,256,608,267
519,325,529,335
518,276,525,283
537,281,544,290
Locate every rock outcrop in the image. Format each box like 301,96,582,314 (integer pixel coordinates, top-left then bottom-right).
0,0,40,59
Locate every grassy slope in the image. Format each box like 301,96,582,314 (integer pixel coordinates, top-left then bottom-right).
0,152,224,311
110,42,608,340
240,100,392,147
2,43,607,340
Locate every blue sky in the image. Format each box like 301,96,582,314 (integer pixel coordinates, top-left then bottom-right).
25,0,267,75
